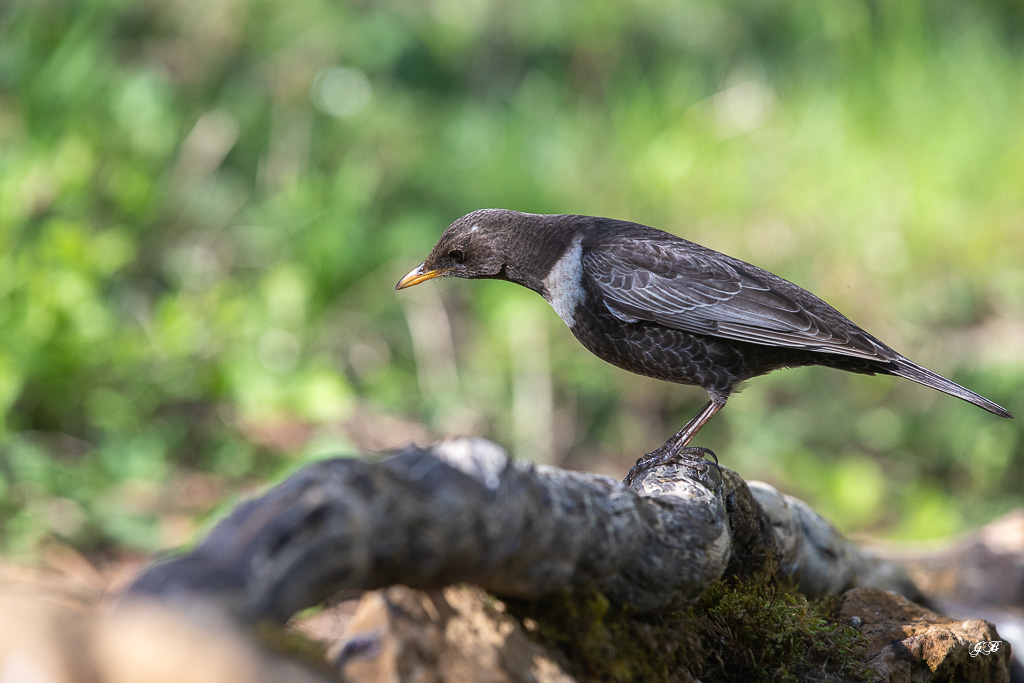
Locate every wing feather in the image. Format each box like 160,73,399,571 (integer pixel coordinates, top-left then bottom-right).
583,237,886,360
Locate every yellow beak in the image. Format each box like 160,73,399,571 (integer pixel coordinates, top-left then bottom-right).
395,263,448,290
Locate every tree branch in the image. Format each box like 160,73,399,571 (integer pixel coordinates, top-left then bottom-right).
125,437,919,622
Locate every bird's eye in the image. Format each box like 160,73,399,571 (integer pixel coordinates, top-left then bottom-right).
448,248,465,263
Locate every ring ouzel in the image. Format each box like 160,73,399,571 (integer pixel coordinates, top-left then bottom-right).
397,209,1013,478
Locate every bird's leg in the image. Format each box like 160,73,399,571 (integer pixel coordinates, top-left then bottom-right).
652,398,726,455
625,398,726,484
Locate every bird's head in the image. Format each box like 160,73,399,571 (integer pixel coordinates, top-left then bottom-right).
396,209,523,290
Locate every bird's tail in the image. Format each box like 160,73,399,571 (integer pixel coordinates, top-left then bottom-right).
889,357,1013,418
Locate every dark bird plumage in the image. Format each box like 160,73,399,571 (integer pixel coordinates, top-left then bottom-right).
397,209,1013,475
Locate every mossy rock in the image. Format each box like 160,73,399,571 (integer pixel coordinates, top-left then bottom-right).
508,579,870,682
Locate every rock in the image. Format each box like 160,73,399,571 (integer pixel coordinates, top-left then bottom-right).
335,585,575,683
872,509,1024,676
838,586,1011,682
0,579,332,683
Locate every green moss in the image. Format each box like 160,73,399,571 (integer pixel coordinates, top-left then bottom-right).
507,580,870,682
252,619,330,670
509,588,698,681
692,581,869,681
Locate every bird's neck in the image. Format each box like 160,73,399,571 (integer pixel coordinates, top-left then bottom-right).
500,216,586,294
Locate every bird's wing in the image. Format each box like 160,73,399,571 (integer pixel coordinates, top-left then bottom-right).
583,238,887,360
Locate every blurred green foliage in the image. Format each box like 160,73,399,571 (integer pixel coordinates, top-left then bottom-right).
1,0,1021,557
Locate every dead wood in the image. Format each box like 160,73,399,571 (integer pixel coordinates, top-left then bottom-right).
124,437,919,623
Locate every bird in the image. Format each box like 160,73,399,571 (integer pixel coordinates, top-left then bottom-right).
396,209,1013,480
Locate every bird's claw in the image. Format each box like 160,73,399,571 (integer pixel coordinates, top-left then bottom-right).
624,446,721,486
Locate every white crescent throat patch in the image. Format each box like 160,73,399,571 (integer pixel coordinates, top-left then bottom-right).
542,236,585,327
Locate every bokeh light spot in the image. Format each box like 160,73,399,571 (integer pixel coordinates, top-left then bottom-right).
311,67,372,118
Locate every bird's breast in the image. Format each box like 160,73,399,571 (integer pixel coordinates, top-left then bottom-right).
541,235,586,328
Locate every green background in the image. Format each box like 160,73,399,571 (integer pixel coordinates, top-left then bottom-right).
1,0,1021,558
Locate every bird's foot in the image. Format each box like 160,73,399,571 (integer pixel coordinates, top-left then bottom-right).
624,446,720,486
